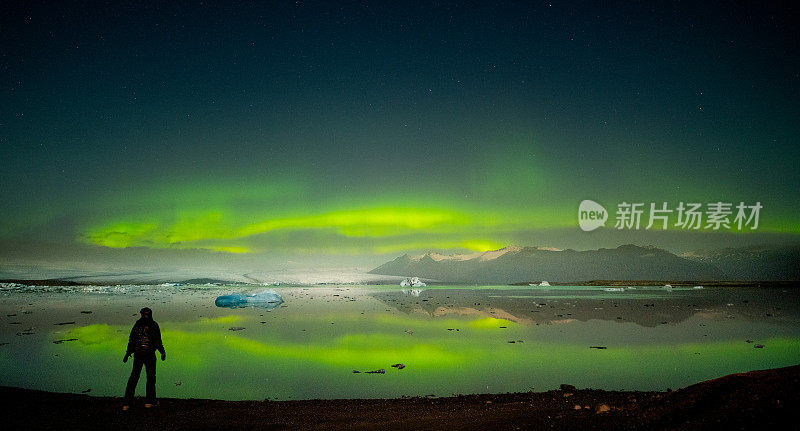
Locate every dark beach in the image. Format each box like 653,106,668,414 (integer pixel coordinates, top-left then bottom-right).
2,364,797,430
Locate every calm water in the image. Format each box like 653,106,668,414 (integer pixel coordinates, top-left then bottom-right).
1,284,798,400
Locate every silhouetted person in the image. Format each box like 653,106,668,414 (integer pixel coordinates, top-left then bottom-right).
123,307,165,410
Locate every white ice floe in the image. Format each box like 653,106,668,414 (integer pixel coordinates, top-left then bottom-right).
400,277,426,287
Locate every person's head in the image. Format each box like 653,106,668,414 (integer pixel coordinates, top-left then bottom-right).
140,307,153,319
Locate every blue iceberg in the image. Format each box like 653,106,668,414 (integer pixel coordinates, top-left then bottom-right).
214,290,284,309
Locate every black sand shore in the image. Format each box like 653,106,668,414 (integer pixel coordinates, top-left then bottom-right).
2,365,797,430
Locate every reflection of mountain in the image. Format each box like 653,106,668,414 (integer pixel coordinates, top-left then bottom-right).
372,285,800,328
370,245,727,284
369,288,704,327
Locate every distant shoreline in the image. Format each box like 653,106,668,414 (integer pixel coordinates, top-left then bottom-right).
511,280,800,288
2,364,798,430
1,278,797,288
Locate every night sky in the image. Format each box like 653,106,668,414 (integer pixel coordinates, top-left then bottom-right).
2,1,799,270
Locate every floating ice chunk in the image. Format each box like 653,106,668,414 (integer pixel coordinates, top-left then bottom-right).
400,277,426,287
214,293,248,307
215,290,284,309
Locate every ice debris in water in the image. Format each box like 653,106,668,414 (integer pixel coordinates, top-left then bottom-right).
215,290,284,309
400,277,426,287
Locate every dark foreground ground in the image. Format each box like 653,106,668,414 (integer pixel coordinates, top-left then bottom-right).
2,365,798,430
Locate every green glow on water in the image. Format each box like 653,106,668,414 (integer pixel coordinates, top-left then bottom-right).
1,286,797,401
46,313,800,400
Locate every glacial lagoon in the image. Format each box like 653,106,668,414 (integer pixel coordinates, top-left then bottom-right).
1,284,798,401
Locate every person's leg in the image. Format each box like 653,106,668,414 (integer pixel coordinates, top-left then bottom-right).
124,354,144,404
144,351,157,404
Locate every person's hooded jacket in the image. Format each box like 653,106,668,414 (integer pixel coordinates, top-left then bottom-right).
126,316,165,356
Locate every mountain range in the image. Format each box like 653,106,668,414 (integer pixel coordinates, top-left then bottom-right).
369,244,800,284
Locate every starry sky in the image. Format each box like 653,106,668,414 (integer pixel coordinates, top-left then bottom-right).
2,1,799,270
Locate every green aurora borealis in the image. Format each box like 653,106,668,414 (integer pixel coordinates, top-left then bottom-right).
2,2,799,267
78,173,572,254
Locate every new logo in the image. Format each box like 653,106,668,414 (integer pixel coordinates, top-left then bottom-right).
579,200,608,231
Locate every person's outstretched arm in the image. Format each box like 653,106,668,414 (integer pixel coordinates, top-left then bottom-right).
153,322,166,360
124,326,135,362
